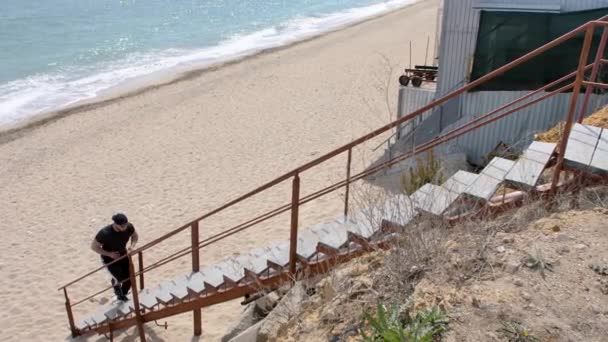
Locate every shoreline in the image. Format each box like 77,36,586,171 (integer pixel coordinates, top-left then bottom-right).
0,1,424,145
0,1,439,340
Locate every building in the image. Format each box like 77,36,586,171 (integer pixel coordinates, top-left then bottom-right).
397,0,608,165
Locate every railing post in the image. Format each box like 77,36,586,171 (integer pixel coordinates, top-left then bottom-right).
552,25,596,192
579,27,608,123
138,251,144,290
344,148,352,218
289,174,301,277
128,255,147,342
191,221,202,336
63,288,77,337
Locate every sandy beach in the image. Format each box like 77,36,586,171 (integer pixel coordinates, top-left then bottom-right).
0,1,438,340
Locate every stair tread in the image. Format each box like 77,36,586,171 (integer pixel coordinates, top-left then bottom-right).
296,230,322,259
565,123,602,169
185,271,207,294
464,157,515,201
202,264,234,288
103,300,132,320
266,242,290,268
154,280,177,303
442,170,478,194
310,220,349,250
76,317,95,330
411,183,459,216
231,247,273,275
590,127,608,172
163,274,190,301
138,288,160,310
505,141,556,189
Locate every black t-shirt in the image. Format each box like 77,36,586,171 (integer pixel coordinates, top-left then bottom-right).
95,223,135,255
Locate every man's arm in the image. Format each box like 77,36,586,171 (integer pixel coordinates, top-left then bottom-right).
91,239,120,259
130,230,139,249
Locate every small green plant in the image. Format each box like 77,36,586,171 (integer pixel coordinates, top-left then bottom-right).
522,249,553,279
361,304,448,342
501,321,539,342
406,307,449,341
401,150,444,195
361,303,404,342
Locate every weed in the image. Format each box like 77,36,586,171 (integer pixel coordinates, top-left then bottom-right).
522,249,553,279
401,150,444,195
361,304,448,342
501,321,539,342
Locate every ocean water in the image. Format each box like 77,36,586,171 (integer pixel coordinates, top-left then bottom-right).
0,0,419,126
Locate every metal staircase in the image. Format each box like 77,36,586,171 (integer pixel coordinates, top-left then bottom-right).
60,19,608,341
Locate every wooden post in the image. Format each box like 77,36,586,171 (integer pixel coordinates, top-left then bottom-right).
191,222,202,336
63,288,77,337
289,174,301,277
552,26,595,192
344,148,352,218
128,255,147,342
138,251,144,290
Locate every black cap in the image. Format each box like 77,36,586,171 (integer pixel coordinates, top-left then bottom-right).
112,213,129,225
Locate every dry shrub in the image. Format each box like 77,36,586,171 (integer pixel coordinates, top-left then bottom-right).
400,150,444,195
536,106,608,143
379,216,448,302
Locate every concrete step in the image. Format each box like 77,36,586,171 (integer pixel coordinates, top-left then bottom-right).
564,123,602,171
266,242,290,269
463,157,515,202
310,220,349,250
505,141,556,190
411,183,459,216
590,126,608,173
442,170,478,194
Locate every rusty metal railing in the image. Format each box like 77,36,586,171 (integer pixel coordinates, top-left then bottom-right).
60,18,608,340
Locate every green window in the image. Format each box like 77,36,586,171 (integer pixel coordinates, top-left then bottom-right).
471,8,608,91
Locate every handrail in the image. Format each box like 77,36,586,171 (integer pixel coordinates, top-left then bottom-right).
59,16,592,290
69,77,577,309
70,66,581,308
59,20,608,336
59,19,596,291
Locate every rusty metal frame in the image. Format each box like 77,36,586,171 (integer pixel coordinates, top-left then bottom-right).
191,222,202,336
61,19,608,340
84,241,390,337
552,26,597,192
579,27,608,122
289,174,301,276
344,147,353,218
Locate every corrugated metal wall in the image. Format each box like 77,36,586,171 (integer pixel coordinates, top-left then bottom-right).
437,0,608,96
410,0,608,164
446,92,608,164
397,86,436,138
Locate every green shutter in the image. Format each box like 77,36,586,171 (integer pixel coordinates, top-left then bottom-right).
470,8,608,91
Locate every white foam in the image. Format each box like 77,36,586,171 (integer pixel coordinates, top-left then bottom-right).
0,0,420,127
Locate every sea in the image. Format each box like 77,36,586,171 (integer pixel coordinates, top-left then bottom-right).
0,0,419,127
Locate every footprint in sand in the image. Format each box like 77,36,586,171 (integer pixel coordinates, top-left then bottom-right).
90,297,109,304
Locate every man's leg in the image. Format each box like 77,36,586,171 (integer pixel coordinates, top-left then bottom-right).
105,261,126,297
117,257,132,296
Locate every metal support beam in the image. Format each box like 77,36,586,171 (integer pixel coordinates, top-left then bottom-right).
289,174,301,277
579,27,608,122
344,148,352,218
552,26,596,192
63,288,77,337
191,221,202,336
128,255,147,342
138,251,144,290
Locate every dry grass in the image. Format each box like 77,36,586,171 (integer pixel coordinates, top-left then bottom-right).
275,183,608,341
536,106,608,143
